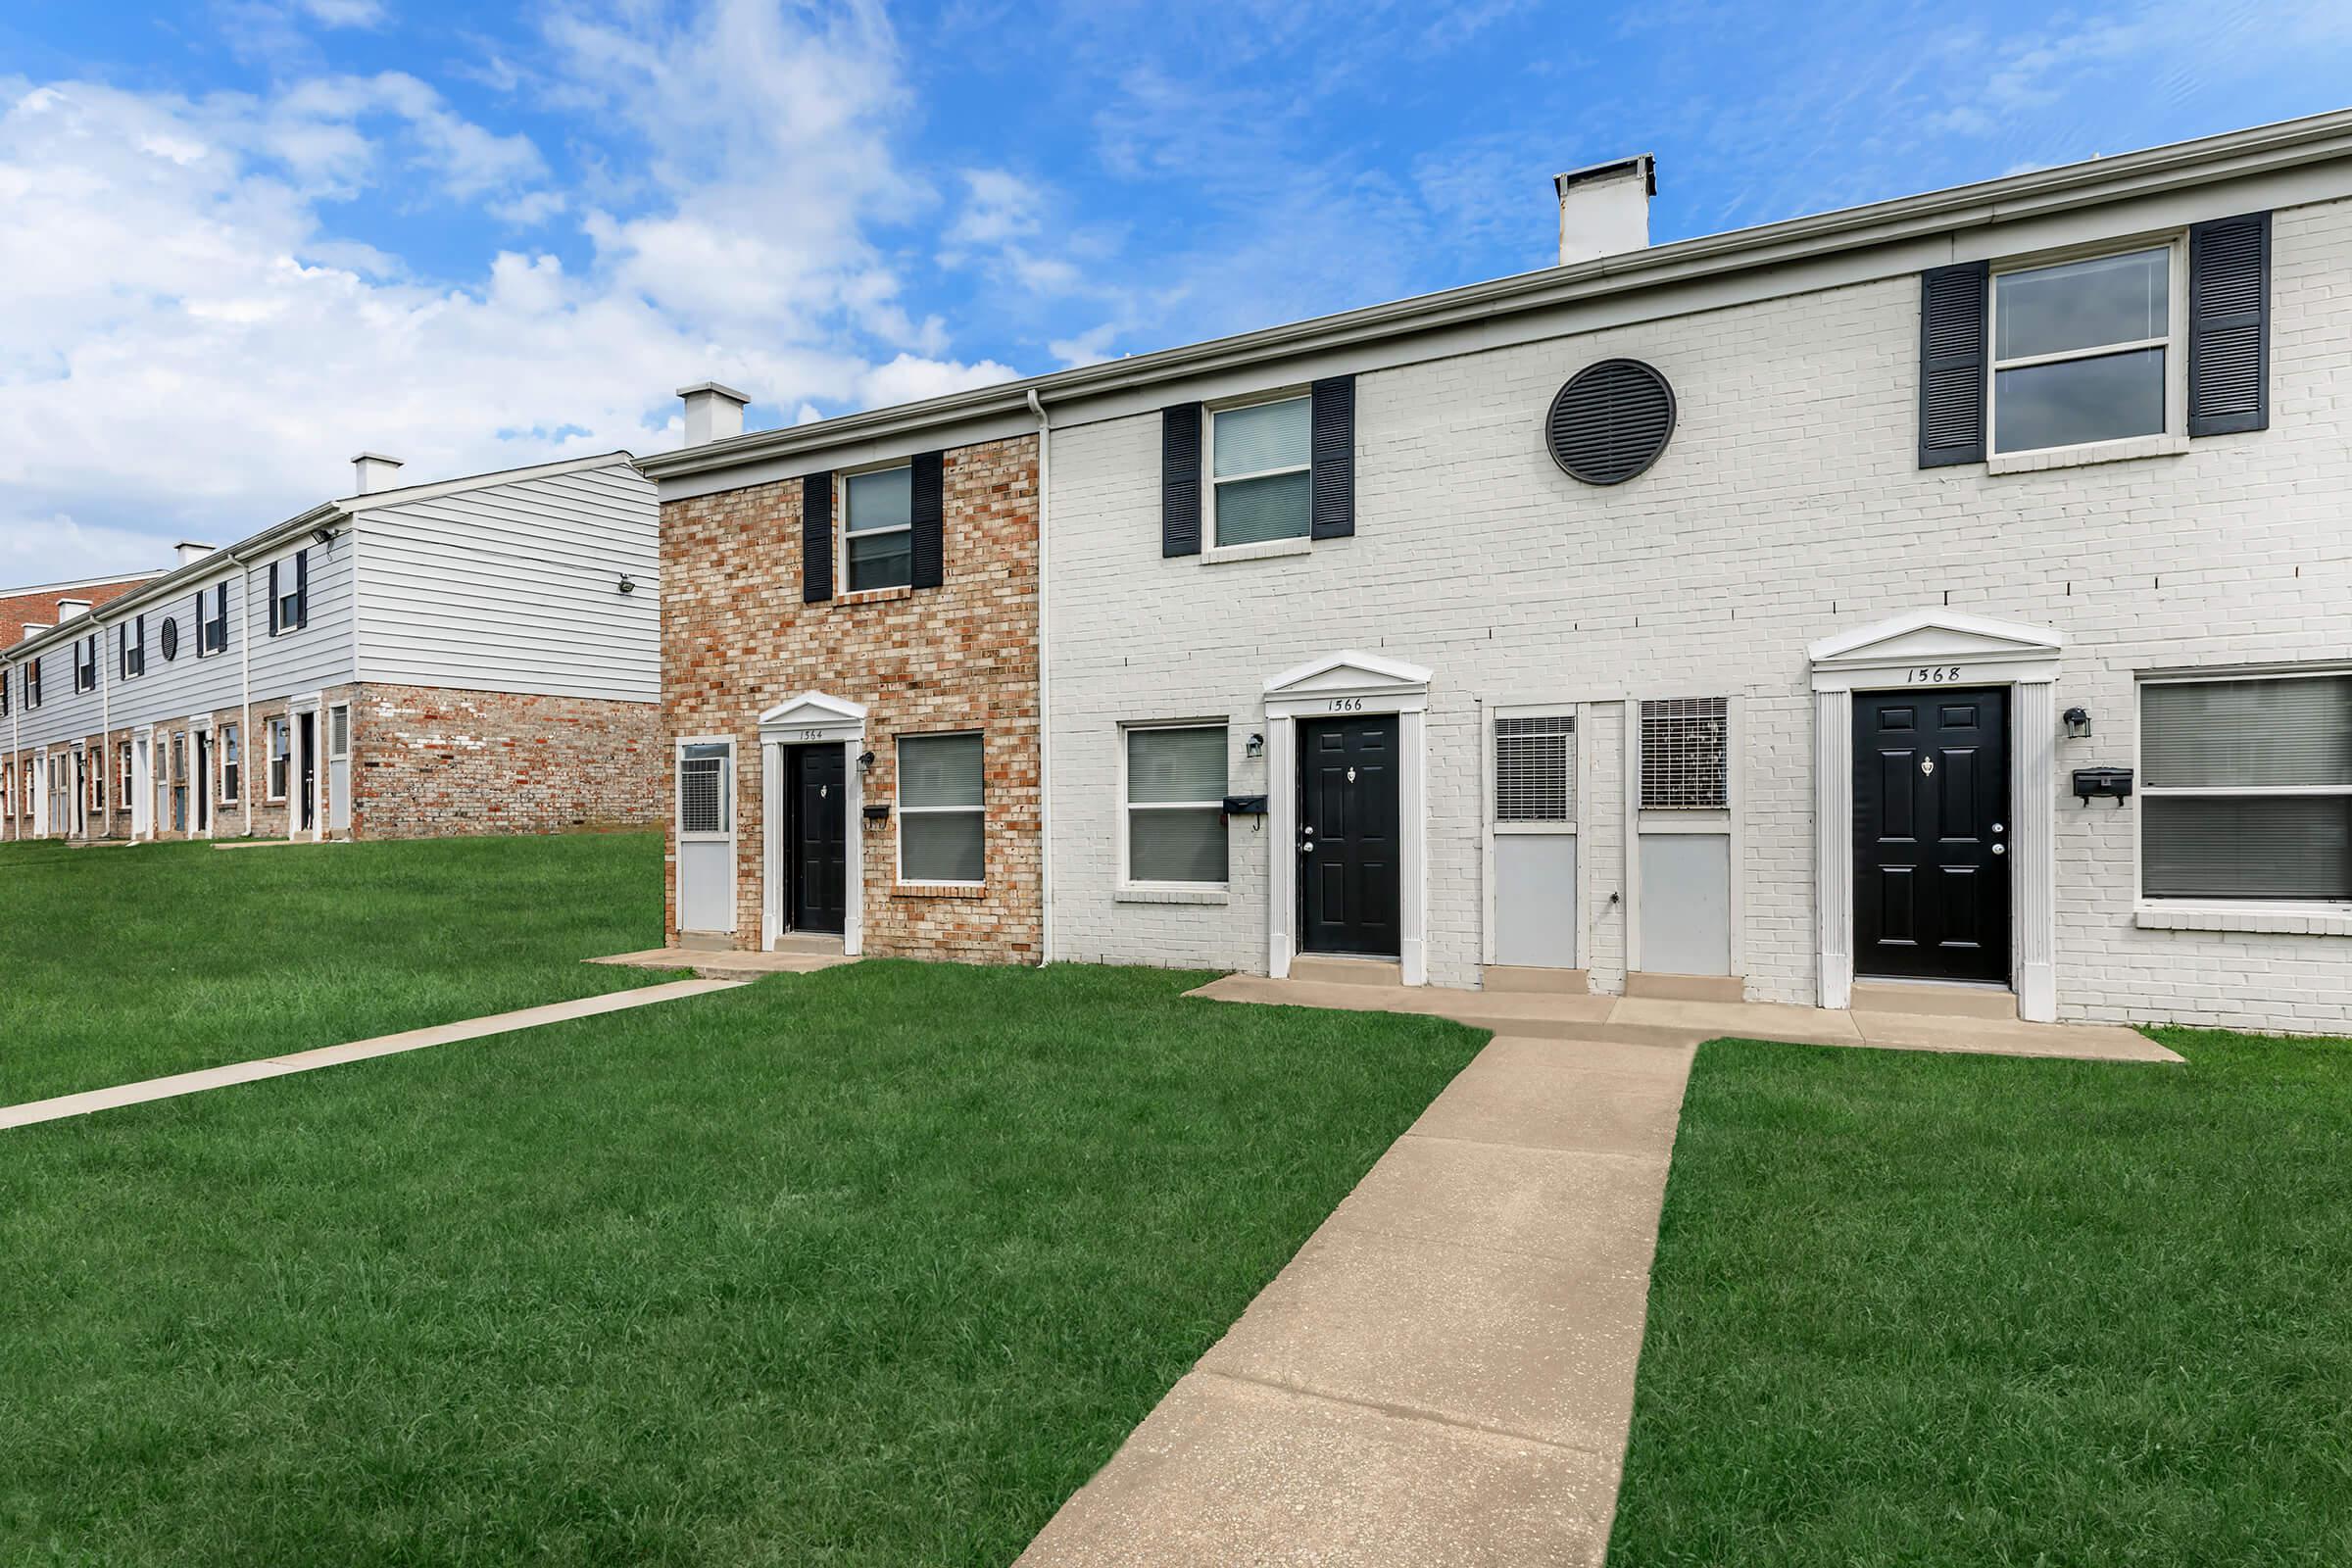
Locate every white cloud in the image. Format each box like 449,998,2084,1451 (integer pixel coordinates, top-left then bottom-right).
0,2,1021,583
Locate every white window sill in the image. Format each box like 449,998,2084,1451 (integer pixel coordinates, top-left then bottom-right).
1986,433,2188,475
1202,536,1312,566
1115,885,1230,906
2134,903,2352,937
836,585,914,606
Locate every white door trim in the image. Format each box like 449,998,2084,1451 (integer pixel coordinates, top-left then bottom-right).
757,692,869,956
1262,650,1431,986
1811,611,2064,1021
131,726,153,842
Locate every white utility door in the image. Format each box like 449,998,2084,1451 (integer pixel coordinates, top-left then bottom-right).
326,704,352,835
131,735,151,840
675,740,736,936
1490,712,1580,968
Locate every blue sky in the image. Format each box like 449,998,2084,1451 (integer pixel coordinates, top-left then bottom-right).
5,0,2350,583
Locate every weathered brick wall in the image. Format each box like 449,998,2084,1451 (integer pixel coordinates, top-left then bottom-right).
352,682,661,839
660,434,1042,960
1046,194,2352,1033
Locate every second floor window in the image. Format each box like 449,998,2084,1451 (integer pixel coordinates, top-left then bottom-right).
74,635,96,692
24,658,41,710
199,583,229,656
270,551,308,634
1209,395,1311,547
843,466,913,592
1991,245,2172,455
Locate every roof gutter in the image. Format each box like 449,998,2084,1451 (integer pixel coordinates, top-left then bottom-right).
639,107,2352,483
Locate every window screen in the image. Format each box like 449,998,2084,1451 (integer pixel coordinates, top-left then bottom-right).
678,744,729,836
1641,697,1728,809
1495,714,1574,823
2141,675,2352,901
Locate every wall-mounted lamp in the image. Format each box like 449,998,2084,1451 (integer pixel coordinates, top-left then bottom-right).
856,750,876,773
311,526,337,547
616,574,637,596
1245,732,1264,760
2062,706,2092,740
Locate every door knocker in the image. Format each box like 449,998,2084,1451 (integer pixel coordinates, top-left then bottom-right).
1919,757,1935,777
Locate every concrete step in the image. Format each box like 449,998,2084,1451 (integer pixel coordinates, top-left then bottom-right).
1851,980,2020,1020
1481,964,1592,996
771,932,847,956
1289,955,1404,987
1623,971,1745,1003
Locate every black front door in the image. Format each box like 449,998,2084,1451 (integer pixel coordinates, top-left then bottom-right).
1854,687,2010,983
1298,716,1400,957
297,712,317,831
788,744,848,934
194,734,211,832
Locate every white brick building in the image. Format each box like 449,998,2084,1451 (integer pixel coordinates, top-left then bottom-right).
664,113,2352,1032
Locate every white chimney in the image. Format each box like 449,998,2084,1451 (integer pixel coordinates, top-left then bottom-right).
1554,154,1655,267
677,382,750,447
352,453,405,495
175,541,216,567
53,598,92,621
21,623,49,643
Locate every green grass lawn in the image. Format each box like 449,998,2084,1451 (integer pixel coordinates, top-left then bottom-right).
0,959,1484,1565
0,833,665,1104
1608,1027,2352,1567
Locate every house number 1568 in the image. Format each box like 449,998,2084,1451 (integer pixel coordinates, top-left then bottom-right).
1907,665,1963,684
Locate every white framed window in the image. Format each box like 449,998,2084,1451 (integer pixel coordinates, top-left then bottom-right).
1990,242,2179,456
2140,671,2351,905
1208,393,1311,547
220,724,240,805
677,741,731,836
267,717,290,802
1640,697,1728,809
898,731,984,884
842,464,914,592
1122,723,1228,887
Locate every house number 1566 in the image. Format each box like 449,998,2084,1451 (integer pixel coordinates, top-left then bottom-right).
1327,697,1364,711
1907,665,1963,684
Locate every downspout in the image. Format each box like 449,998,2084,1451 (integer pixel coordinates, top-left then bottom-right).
1026,387,1054,966
238,546,254,839
98,612,109,837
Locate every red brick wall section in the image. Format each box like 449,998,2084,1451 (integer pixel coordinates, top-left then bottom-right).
660,434,1042,960
352,682,662,839
0,577,155,647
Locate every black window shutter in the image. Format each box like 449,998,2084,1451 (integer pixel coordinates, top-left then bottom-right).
268,563,280,634
295,550,309,628
803,472,834,603
910,451,946,589
1918,261,1988,467
2188,211,2270,437
1309,376,1355,539
193,593,206,657
1161,404,1202,557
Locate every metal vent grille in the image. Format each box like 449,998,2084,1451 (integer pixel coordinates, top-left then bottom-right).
1495,715,1575,823
1641,697,1728,809
1544,359,1676,485
679,755,726,835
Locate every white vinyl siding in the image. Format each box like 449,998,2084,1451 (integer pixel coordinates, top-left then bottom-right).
354,461,659,702
2140,672,2352,903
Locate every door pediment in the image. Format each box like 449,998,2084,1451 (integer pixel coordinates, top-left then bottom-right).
1263,650,1432,715
1809,611,2062,691
758,691,868,741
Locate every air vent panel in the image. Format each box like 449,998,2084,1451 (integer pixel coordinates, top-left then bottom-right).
1544,358,1676,485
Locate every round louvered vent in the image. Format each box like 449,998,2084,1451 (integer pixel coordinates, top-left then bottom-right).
1544,359,1676,485
159,617,179,662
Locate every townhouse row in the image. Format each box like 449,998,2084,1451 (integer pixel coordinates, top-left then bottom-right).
2,454,662,845
642,115,2352,1035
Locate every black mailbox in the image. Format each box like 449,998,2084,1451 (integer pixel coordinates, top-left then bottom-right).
862,803,892,820
1222,794,1269,816
2073,767,2133,806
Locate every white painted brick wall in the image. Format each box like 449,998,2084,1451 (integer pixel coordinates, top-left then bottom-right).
1046,195,2352,1033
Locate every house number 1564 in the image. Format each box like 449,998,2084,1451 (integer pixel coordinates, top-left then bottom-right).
1907,665,1963,684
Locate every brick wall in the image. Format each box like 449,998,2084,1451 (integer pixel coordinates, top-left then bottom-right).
1044,194,2352,1033
353,682,661,839
660,434,1042,960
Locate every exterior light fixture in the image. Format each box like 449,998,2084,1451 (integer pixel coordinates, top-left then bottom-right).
857,750,876,773
617,574,637,596
312,526,337,546
1246,732,1264,759
2063,706,2092,739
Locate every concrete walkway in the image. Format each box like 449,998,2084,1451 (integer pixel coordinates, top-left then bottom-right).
1189,974,2181,1062
0,977,744,1132
1018,1032,1691,1567
589,946,858,982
